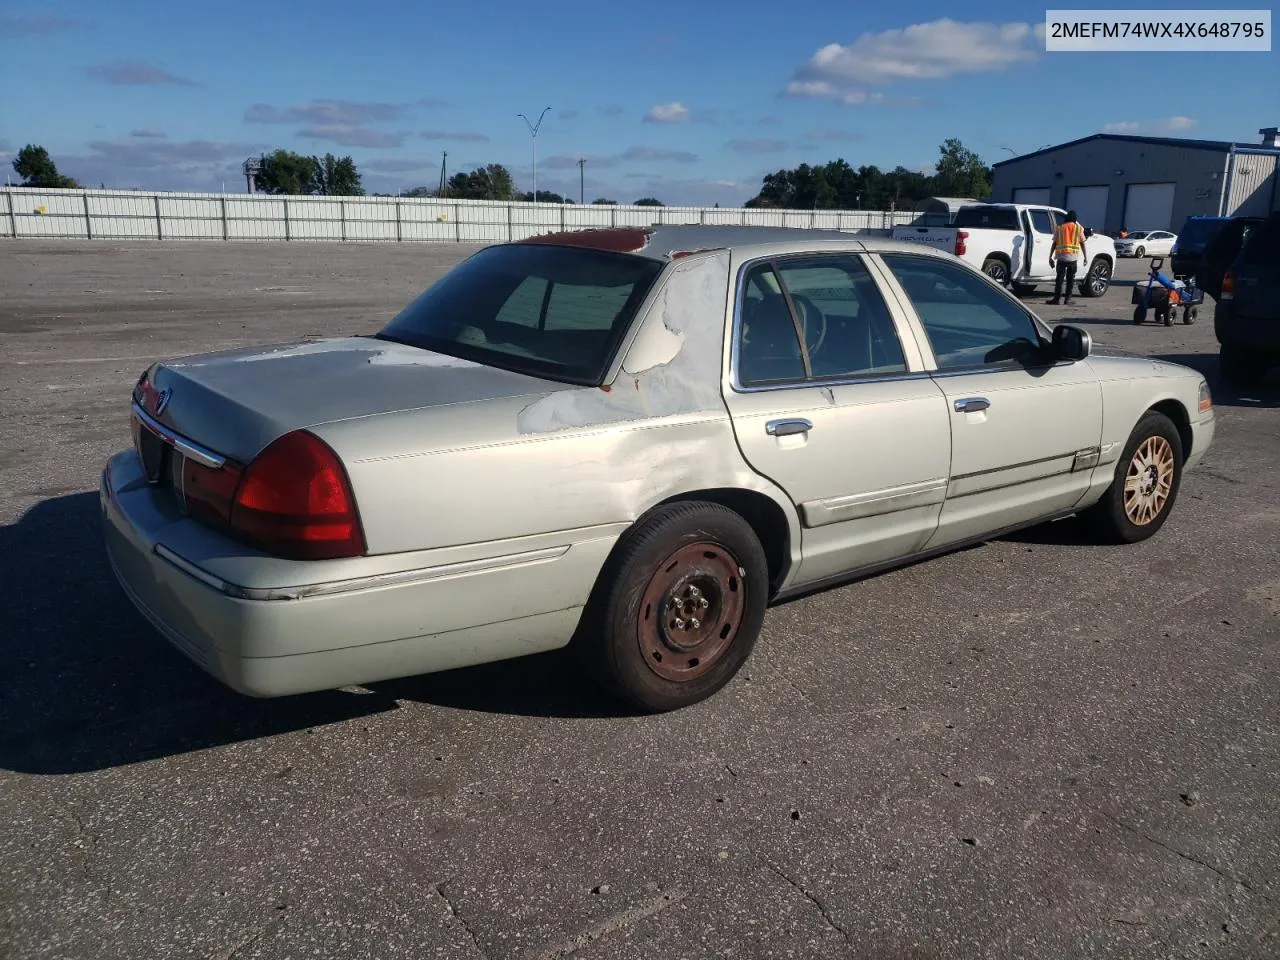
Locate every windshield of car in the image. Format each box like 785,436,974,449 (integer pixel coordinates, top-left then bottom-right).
1125,231,1150,239
952,206,1021,230
376,243,664,384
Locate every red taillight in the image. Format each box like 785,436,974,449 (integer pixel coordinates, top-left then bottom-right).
228,431,365,560
1220,270,1235,301
954,230,968,256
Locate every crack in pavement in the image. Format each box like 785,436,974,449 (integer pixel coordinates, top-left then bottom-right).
434,881,488,959
1100,812,1276,905
525,888,687,960
763,858,852,944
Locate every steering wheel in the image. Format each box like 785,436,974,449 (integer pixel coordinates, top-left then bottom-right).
790,294,828,357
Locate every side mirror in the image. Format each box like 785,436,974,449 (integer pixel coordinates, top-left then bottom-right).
1052,324,1091,361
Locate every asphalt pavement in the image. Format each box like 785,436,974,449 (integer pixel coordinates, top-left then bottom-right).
1,240,1277,960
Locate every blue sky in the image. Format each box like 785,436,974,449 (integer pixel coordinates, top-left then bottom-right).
2,1,1276,204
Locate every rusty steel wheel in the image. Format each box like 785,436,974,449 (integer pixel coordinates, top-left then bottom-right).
637,542,746,682
1083,410,1183,544
572,501,769,712
1123,435,1176,526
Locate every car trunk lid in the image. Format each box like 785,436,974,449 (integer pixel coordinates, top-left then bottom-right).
137,336,555,464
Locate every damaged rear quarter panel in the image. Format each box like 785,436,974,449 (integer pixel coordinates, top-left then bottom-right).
319,252,801,563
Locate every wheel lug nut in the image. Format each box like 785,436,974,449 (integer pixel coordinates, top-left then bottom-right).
689,618,701,630
673,618,685,629
697,597,709,609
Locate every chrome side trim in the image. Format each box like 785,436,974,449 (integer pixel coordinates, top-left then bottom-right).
801,478,948,527
131,403,226,469
153,543,570,602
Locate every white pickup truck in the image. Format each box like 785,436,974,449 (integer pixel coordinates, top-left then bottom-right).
891,203,1115,298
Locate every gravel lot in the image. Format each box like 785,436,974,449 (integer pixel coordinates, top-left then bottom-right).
1,239,1277,960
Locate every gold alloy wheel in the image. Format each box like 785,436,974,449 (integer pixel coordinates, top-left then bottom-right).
1123,436,1175,526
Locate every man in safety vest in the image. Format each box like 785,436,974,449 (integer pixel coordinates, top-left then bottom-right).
1047,210,1088,305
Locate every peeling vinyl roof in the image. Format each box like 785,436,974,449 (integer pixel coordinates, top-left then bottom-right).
516,224,865,261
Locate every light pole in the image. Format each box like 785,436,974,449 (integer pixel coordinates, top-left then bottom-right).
578,158,586,204
518,107,551,202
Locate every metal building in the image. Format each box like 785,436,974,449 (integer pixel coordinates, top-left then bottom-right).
990,128,1280,234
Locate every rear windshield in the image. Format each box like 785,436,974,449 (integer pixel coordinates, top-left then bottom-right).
952,206,1021,230
377,243,664,384
1176,218,1228,248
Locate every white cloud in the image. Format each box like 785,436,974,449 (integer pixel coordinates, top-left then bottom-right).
787,19,1040,104
1102,116,1197,135
297,125,405,148
644,102,691,124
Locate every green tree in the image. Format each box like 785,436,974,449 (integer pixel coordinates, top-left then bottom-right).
253,150,319,195
933,138,990,199
634,197,663,206
311,153,363,196
520,190,572,203
12,144,80,188
446,163,517,201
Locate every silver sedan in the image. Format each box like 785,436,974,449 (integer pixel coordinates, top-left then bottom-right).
102,226,1215,712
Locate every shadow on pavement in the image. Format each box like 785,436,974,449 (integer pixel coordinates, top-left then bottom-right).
0,492,622,776
1150,352,1280,408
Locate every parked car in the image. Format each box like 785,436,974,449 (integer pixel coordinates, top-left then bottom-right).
1116,230,1177,258
1215,211,1280,385
103,226,1214,712
891,203,1115,298
1178,215,1267,300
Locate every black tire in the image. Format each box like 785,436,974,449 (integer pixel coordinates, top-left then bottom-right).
1220,345,1268,386
572,501,769,712
1162,308,1174,327
1133,305,1146,324
1182,305,1198,325
1135,246,1145,258
1082,410,1184,544
1079,258,1112,298
982,257,1010,285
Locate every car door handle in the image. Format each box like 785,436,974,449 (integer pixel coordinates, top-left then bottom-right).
954,397,991,413
766,418,813,437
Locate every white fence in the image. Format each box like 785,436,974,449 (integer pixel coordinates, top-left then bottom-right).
0,187,915,243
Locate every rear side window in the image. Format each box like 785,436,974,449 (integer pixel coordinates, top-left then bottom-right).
953,206,1021,230
1239,215,1280,263
736,256,908,385
1028,210,1053,235
378,244,663,384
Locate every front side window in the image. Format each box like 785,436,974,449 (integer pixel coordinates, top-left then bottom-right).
880,254,1046,370
1029,210,1054,235
737,256,908,386
378,243,663,384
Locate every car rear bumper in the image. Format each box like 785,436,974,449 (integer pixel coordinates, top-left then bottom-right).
100,450,612,697
1214,303,1280,352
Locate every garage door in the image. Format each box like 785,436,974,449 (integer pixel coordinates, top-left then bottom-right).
1124,182,1176,231
1065,185,1109,232
1013,187,1051,205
